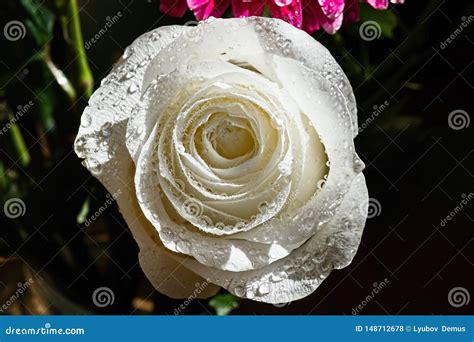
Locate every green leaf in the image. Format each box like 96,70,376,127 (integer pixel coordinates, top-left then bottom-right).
20,0,55,46
208,293,240,316
359,3,398,39
76,197,90,224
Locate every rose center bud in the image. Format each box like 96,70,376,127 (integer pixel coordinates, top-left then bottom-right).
212,120,255,159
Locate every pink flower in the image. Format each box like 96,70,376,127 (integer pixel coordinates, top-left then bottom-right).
159,0,404,34
187,0,231,20
231,0,303,28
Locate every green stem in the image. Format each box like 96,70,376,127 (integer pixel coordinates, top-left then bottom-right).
9,117,31,168
55,0,93,100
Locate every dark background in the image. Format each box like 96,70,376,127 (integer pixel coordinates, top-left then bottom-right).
0,0,472,315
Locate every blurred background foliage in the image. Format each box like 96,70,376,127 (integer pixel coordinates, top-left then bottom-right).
0,0,472,314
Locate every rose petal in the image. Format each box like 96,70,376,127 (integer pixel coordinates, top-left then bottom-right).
132,60,326,271
74,26,218,299
177,173,368,303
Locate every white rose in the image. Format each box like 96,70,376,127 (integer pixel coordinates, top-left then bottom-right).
75,17,368,304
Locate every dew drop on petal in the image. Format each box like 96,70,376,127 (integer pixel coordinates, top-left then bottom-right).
81,113,92,128
258,283,270,295
128,84,138,94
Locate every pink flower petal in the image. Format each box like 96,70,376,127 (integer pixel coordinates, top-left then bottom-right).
302,0,321,33
232,0,265,17
187,0,230,20
318,0,344,20
320,12,343,34
302,0,342,34
366,0,388,10
160,0,189,17
267,0,303,28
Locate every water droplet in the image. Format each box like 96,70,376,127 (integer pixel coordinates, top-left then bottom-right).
128,84,138,94
270,271,286,282
234,286,245,297
81,113,92,128
100,122,112,137
161,228,174,242
258,283,270,295
176,240,191,254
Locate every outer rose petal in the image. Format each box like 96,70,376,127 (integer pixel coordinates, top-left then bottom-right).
366,0,388,10
187,0,230,20
160,0,189,17
74,26,219,299
267,0,303,28
177,173,369,303
232,0,265,17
